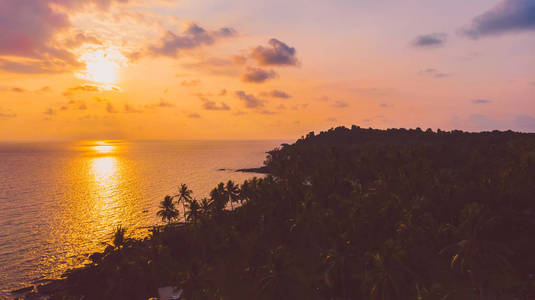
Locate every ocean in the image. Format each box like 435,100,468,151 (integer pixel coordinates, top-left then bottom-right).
0,140,284,295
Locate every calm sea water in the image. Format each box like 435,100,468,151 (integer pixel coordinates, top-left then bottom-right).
0,140,284,295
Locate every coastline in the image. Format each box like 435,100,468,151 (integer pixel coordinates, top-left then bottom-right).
216,166,270,174
235,166,270,174
9,165,270,298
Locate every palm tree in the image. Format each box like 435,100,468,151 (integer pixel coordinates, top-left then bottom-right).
175,184,193,219
199,197,213,215
239,181,250,204
210,182,228,213
157,195,179,224
113,225,127,248
184,198,201,224
225,180,240,210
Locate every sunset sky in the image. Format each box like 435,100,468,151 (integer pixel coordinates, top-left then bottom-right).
0,0,534,141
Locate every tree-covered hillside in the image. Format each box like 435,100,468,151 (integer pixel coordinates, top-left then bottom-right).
40,126,535,299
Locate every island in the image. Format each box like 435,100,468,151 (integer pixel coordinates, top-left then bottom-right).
20,126,535,299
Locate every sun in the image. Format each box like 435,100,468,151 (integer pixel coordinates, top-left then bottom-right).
91,141,116,154
77,48,126,85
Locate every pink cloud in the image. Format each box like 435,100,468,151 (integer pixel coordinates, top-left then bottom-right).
149,23,237,57
0,1,70,58
0,0,128,73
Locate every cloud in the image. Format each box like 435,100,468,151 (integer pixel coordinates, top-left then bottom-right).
219,89,227,96
94,96,110,102
145,98,176,109
262,89,291,98
379,103,389,108
472,99,492,104
462,0,535,39
326,117,337,122
106,103,118,113
64,33,102,48
49,0,130,11
63,84,102,96
235,90,265,108
155,98,175,108
197,93,230,110
251,39,299,66
44,100,88,113
202,100,230,111
181,79,201,87
188,113,201,118
411,33,447,47
44,108,56,115
11,87,26,93
0,112,17,118
332,100,349,108
241,67,278,83
124,104,142,113
420,68,450,78
149,23,237,57
0,1,114,73
0,1,69,57
36,86,52,93
0,0,128,71
0,58,81,74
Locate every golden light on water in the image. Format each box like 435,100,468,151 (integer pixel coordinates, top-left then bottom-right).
85,142,130,245
89,155,122,226
80,141,126,235
91,156,118,181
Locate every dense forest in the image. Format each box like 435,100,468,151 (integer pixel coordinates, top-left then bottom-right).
34,126,535,299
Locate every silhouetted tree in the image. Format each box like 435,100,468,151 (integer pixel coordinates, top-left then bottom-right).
176,183,193,219
184,199,201,225
157,195,179,224
225,180,240,210
210,183,227,214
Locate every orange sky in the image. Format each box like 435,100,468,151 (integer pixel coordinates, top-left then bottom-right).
0,0,534,141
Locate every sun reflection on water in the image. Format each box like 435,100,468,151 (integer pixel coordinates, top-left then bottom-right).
88,155,123,235
91,156,118,185
86,142,124,231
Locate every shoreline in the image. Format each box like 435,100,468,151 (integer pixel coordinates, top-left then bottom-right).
235,166,270,174
8,167,268,298
216,166,270,174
